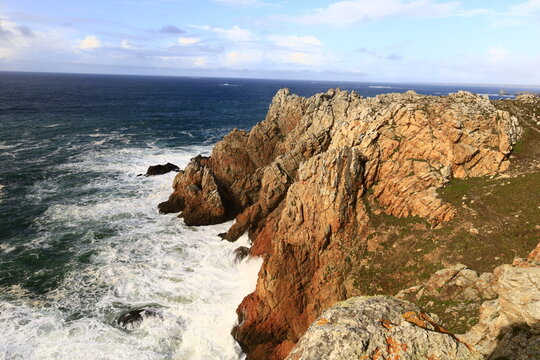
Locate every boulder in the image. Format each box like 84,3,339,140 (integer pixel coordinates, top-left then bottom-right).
117,308,159,329
146,162,179,176
460,247,540,358
286,296,482,360
233,246,250,263
396,263,497,302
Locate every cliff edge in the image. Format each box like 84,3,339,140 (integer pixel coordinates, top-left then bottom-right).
160,89,537,359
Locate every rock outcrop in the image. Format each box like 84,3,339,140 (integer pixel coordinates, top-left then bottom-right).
396,263,498,302
146,162,179,176
460,243,540,359
158,156,227,225
285,296,482,360
160,89,523,358
397,242,540,360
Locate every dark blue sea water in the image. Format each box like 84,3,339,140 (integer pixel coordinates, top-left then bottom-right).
1,72,538,359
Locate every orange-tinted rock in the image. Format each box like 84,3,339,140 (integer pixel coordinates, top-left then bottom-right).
160,88,522,358
158,156,227,225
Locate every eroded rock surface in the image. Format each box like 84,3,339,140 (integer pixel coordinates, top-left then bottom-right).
285,296,482,360
397,242,540,360
160,88,522,358
459,245,540,359
396,263,498,302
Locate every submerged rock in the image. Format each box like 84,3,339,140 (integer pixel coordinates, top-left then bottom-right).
146,162,180,176
117,308,158,329
233,246,250,263
286,296,482,360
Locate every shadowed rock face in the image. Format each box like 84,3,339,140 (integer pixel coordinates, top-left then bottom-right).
160,88,522,359
285,296,482,360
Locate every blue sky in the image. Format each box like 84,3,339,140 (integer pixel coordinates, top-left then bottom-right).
0,0,539,84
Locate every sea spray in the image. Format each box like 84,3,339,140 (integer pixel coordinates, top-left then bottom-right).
0,145,261,360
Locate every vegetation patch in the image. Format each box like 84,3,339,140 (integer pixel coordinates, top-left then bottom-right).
349,102,539,334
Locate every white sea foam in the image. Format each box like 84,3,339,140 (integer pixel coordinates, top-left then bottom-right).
368,85,394,89
0,142,19,150
0,145,262,360
0,242,16,254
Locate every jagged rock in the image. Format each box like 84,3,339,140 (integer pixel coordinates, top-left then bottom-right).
460,248,540,358
158,156,227,225
161,89,523,358
285,296,482,360
117,308,158,329
234,246,250,263
146,162,180,176
396,263,497,302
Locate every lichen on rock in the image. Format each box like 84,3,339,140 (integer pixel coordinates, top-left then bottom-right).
285,296,482,360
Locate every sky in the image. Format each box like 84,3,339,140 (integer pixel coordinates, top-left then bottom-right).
0,0,539,84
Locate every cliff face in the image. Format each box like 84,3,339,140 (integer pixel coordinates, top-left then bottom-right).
160,89,522,359
287,243,540,360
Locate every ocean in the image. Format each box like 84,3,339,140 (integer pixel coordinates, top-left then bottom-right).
1,72,538,360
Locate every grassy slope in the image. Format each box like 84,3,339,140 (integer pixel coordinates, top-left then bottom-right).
349,98,540,333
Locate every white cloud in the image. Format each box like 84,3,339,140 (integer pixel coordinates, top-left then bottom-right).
192,56,208,67
487,44,508,62
0,20,31,55
0,47,15,60
284,52,315,65
213,0,260,5
120,39,133,49
508,0,540,17
211,0,279,7
78,35,101,50
292,0,461,25
193,25,258,42
269,35,321,49
178,37,201,45
224,50,263,67
159,55,209,68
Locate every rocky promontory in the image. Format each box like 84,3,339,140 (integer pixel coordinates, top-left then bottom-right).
160,89,539,359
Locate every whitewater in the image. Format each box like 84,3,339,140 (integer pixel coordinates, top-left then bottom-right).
0,143,261,360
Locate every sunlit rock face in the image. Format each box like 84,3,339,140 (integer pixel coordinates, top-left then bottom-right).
286,296,483,360
161,88,522,359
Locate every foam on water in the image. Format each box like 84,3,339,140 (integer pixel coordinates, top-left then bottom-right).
0,143,262,360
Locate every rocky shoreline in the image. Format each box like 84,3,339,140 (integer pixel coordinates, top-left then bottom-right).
160,89,540,359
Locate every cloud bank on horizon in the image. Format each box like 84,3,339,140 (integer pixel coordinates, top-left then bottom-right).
0,0,539,84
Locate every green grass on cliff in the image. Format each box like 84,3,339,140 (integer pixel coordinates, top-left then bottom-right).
349,114,540,334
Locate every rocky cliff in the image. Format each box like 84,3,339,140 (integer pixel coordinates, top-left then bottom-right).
160,89,535,359
287,242,540,360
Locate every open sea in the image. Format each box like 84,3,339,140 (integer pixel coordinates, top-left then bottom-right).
1,72,539,360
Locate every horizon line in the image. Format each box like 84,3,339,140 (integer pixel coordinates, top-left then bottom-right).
1,70,540,89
